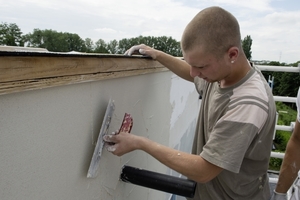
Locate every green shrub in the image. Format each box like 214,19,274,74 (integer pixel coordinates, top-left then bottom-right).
274,130,291,151
269,155,283,171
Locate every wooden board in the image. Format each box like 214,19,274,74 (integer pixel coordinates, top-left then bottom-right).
0,52,168,95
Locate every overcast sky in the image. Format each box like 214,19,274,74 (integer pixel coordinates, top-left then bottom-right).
1,0,299,63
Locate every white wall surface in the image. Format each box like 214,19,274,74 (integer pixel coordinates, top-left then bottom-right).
0,71,199,200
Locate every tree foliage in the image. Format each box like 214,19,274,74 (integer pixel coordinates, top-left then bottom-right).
24,29,86,52
85,38,94,53
21,28,181,56
0,22,24,46
94,39,109,53
242,35,252,60
261,61,300,98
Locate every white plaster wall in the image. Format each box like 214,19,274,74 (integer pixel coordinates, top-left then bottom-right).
0,71,199,200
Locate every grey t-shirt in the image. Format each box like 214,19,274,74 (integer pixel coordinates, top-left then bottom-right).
189,66,276,200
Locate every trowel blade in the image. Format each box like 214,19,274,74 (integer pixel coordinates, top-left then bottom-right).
87,99,115,178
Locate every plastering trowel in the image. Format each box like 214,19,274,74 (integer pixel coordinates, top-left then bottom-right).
87,99,133,178
87,99,115,178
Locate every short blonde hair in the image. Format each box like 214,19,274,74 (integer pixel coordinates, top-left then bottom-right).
181,6,242,57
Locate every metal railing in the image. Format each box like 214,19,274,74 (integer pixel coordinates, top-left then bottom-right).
256,63,300,160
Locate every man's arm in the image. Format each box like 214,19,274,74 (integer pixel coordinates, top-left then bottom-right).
125,44,193,82
276,119,300,193
104,131,223,183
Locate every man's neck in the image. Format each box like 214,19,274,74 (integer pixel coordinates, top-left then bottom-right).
219,59,251,88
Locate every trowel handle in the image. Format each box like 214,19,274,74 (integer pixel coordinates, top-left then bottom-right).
120,165,196,198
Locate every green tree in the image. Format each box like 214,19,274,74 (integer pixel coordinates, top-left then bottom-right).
94,39,109,53
277,72,300,97
24,29,65,51
23,29,44,48
0,22,24,46
261,61,300,97
24,29,86,52
155,36,182,57
85,38,95,53
65,33,86,52
107,39,118,54
242,35,252,60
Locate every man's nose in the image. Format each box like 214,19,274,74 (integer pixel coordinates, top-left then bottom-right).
190,66,200,78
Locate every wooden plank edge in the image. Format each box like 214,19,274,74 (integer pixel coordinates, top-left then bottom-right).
0,56,164,82
0,67,169,96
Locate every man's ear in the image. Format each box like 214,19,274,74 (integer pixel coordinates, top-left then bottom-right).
227,46,239,63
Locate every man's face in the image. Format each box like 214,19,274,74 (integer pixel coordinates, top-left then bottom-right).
183,47,230,83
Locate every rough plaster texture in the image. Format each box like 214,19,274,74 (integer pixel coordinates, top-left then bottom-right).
0,71,199,200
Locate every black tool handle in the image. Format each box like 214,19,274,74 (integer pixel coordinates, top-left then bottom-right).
120,165,196,198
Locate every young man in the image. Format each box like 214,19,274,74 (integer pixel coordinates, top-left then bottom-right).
104,6,276,199
272,87,300,200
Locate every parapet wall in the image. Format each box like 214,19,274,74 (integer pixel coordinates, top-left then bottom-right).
0,51,199,200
